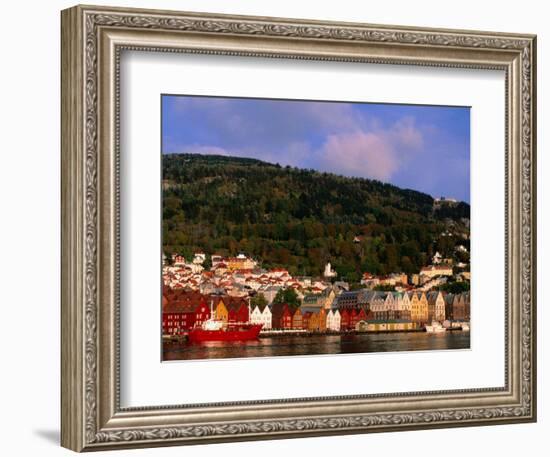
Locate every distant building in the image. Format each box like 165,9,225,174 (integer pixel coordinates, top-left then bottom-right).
420,264,453,279
434,196,459,207
323,262,337,279
227,254,257,271
211,254,223,267
360,272,380,288
171,254,186,266
193,252,206,264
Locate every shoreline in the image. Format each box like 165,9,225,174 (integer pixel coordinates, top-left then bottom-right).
163,327,469,343
257,328,468,337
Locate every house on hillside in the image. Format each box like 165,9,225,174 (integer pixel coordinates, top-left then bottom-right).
420,264,453,279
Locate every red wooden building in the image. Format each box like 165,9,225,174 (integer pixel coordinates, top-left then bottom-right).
162,289,211,335
349,308,359,330
340,308,351,331
271,303,292,329
282,306,293,329
302,311,313,329
227,299,249,324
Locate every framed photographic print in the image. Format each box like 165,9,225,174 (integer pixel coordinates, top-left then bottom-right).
160,95,472,362
61,4,537,452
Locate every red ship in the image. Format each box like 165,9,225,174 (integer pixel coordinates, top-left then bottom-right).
187,299,263,343
188,322,263,342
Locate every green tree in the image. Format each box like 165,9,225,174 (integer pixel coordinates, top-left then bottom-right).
161,154,470,278
250,293,268,310
273,288,300,311
438,281,470,294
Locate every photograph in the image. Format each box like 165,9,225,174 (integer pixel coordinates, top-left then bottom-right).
57,3,537,451
161,95,472,361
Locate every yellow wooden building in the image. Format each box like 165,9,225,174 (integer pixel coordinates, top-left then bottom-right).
213,298,228,325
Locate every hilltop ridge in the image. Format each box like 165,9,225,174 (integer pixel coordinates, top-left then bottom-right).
162,153,470,282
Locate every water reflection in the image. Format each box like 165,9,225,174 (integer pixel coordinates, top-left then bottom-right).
163,332,470,361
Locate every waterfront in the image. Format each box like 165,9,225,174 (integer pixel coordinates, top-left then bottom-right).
163,331,470,361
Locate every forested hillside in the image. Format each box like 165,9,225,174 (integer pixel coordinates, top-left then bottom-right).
162,153,470,282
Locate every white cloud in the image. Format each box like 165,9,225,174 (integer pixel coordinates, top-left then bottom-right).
317,117,425,181
392,116,424,149
319,131,398,181
165,96,428,182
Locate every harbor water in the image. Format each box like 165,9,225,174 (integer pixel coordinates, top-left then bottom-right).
163,331,470,361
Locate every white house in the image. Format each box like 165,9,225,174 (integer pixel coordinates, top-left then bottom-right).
250,306,263,325
261,305,272,330
326,309,341,331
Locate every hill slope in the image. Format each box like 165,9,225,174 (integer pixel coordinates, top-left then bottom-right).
162,153,470,282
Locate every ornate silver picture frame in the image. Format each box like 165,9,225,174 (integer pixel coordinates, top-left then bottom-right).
61,4,536,452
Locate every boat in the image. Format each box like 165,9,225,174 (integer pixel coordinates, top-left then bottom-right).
425,321,446,333
187,300,263,343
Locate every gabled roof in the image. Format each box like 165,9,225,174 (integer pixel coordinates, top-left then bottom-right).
301,306,324,314
303,294,321,304
426,291,444,304
359,290,379,303
445,293,457,305
163,296,207,314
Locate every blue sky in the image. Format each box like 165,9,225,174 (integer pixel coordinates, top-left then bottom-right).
162,95,470,203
